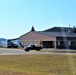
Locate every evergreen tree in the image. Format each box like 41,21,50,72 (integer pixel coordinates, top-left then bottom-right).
31,26,35,31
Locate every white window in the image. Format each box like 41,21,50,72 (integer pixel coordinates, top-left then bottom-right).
34,41,37,46
28,41,31,46
58,41,60,45
68,41,71,46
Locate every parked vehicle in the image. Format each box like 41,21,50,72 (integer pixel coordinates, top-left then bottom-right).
24,45,43,51
7,40,18,48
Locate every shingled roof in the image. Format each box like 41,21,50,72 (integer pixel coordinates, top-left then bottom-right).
20,26,76,38
35,31,76,37
43,27,73,32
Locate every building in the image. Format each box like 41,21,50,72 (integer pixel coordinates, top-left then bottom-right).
20,26,76,49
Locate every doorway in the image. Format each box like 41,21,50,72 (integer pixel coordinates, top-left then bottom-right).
43,41,54,48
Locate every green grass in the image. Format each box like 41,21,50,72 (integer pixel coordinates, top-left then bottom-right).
0,54,76,75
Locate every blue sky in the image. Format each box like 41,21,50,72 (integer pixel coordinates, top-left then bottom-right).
0,0,76,39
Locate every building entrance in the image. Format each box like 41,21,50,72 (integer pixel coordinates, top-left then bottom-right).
43,41,54,48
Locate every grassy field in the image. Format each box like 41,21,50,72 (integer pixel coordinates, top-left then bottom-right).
0,54,76,75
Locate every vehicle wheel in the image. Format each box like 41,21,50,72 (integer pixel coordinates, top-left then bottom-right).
36,49,40,51
25,49,29,52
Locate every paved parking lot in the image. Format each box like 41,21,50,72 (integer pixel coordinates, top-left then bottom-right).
0,48,51,55
0,48,25,55
0,48,76,55
0,48,56,55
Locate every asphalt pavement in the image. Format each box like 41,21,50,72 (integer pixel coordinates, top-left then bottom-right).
0,48,53,55
0,48,76,55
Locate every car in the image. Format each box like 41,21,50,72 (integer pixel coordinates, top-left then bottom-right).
24,45,43,51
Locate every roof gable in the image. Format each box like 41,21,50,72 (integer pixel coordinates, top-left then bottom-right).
20,31,56,41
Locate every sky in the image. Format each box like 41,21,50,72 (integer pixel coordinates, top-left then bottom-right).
0,0,76,39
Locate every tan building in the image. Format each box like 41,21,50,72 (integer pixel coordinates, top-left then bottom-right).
20,27,76,49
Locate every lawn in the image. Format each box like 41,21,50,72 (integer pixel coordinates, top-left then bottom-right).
0,54,76,75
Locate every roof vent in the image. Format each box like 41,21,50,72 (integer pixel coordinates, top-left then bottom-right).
73,26,76,33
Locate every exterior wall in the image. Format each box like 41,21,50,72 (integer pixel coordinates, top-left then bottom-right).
56,37,76,49
20,31,56,47
20,31,76,49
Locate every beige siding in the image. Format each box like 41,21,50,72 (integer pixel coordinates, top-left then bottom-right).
20,31,56,46
20,32,56,41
